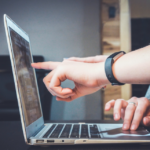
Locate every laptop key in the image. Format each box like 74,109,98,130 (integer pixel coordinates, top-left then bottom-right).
43,124,56,138
60,124,72,138
90,125,101,138
49,124,64,138
81,125,89,138
70,125,79,138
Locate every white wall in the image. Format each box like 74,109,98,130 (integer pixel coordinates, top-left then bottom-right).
0,0,102,120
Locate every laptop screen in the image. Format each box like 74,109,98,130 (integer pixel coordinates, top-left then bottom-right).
9,27,42,126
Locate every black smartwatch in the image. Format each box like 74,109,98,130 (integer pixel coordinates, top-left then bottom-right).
105,51,126,86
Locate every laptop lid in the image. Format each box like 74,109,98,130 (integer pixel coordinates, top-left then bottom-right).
4,14,44,143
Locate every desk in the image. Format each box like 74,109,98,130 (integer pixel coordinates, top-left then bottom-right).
0,121,150,150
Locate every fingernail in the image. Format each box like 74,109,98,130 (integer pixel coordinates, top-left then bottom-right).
131,124,136,130
123,124,129,130
114,113,119,119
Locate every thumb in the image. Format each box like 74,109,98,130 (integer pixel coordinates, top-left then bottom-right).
31,61,61,70
143,116,150,126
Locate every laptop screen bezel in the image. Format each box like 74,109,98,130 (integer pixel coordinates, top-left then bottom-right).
4,14,44,141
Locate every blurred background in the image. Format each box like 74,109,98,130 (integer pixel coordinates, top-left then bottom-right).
0,0,149,122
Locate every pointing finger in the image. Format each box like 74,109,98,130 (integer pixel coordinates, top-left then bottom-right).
31,61,61,70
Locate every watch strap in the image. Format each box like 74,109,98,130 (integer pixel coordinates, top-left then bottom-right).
105,51,126,86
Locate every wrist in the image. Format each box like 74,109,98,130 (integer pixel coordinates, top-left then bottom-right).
96,62,110,87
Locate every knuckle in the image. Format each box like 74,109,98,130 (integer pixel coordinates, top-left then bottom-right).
131,97,137,101
115,99,120,103
116,99,123,103
141,97,149,106
49,84,53,90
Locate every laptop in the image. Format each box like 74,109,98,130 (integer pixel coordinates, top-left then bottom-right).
4,14,150,145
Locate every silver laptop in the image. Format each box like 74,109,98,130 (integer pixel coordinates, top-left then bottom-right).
4,14,150,145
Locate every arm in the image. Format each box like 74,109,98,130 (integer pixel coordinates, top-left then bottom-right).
112,45,150,84
68,45,150,86
31,45,150,101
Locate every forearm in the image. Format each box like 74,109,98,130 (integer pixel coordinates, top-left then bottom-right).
112,45,150,84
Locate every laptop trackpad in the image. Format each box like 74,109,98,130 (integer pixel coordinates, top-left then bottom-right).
99,124,150,139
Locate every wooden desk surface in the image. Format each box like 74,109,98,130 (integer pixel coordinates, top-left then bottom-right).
0,121,150,150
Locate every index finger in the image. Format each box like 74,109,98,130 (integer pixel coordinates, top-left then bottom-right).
31,61,61,70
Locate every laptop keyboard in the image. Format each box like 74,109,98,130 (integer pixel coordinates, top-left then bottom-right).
42,124,101,139
43,124,56,138
49,124,64,138
90,125,101,138
81,125,89,138
70,125,80,138
60,124,72,138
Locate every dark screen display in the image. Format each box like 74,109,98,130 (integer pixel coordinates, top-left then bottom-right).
9,27,42,126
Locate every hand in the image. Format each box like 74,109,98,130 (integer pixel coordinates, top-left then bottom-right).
68,55,108,63
105,97,150,130
32,61,109,102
